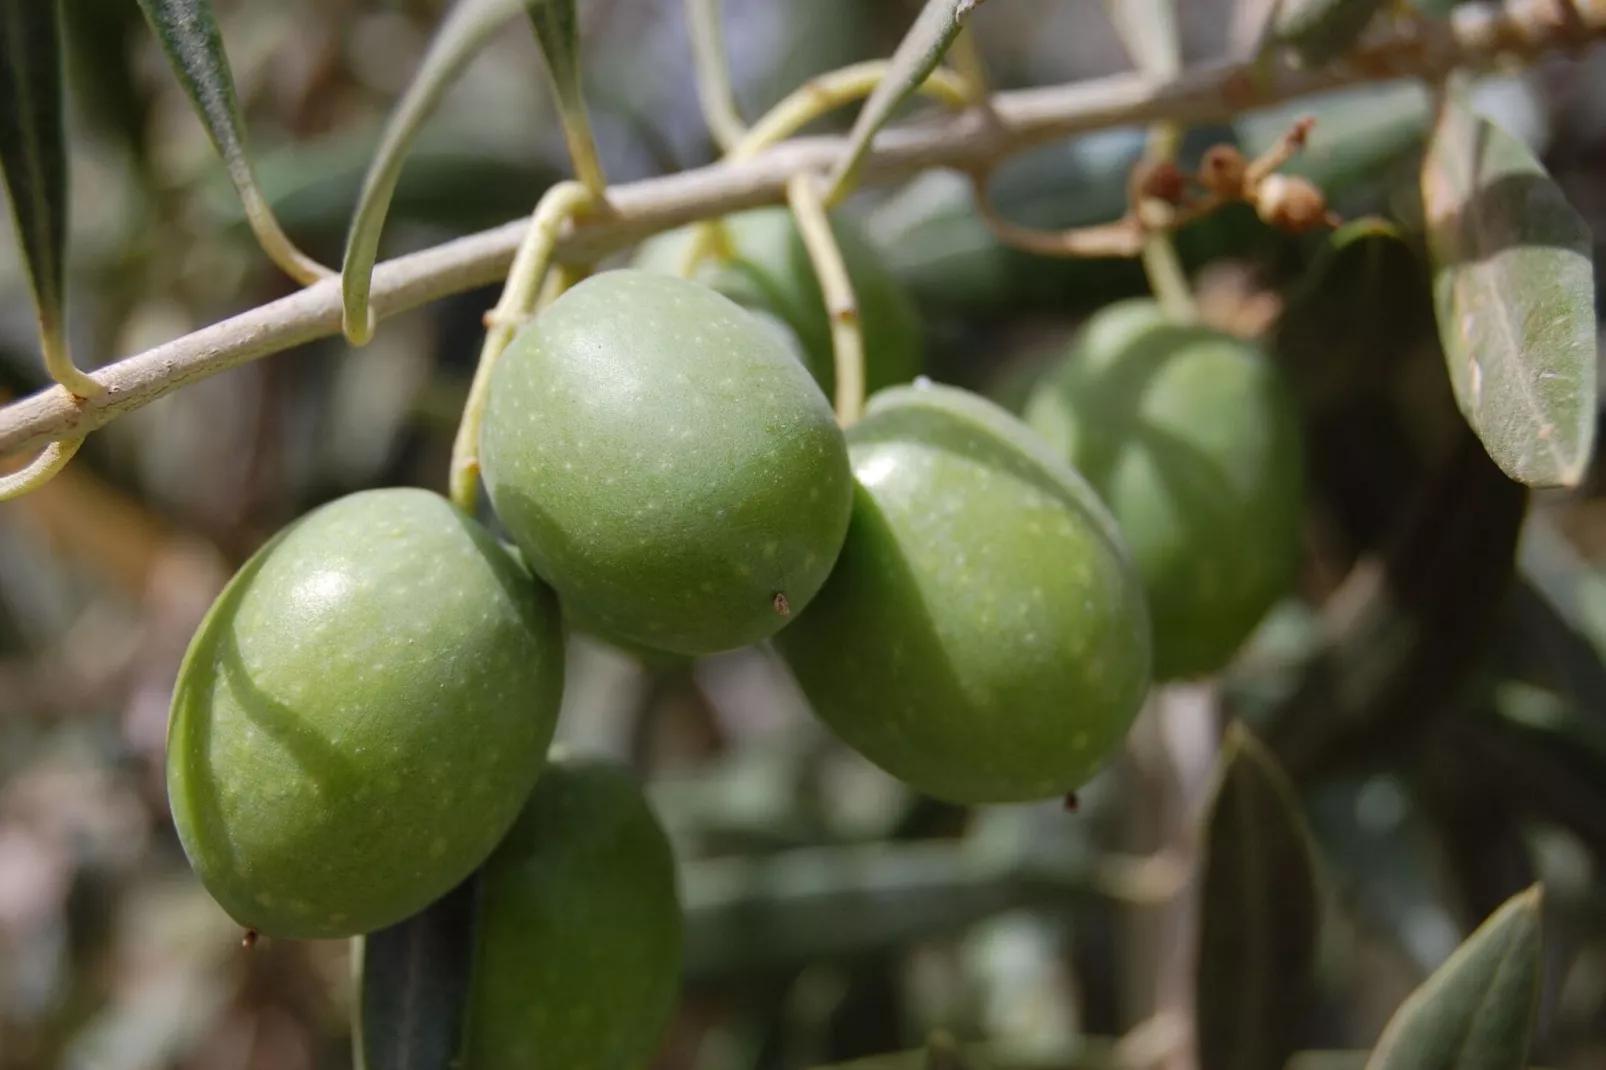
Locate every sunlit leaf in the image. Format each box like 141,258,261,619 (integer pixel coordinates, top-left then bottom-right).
0,0,99,397
1275,0,1388,66
340,0,523,344
1421,79,1598,489
825,0,985,202
1196,722,1323,1070
1363,885,1543,1070
353,875,481,1070
134,0,330,283
522,0,606,193
1101,0,1180,78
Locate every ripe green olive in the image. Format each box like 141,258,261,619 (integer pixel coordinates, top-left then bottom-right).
1023,298,1305,681
478,269,854,657
773,381,1152,805
633,206,925,399
165,488,565,940
465,755,682,1070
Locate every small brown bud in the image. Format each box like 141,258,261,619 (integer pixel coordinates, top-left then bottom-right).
242,929,260,949
1136,159,1189,205
1198,146,1247,199
1253,174,1332,234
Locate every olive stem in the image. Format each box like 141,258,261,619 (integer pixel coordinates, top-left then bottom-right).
1,0,1596,475
240,183,337,286
946,25,990,102
0,437,82,500
685,0,747,152
1138,123,1198,323
673,58,971,277
786,171,865,428
449,180,599,513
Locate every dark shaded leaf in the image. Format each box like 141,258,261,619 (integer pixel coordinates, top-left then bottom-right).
1363,885,1543,1070
1275,0,1388,66
59,0,152,164
341,0,522,343
134,0,329,282
353,874,482,1070
1195,722,1323,1070
1421,78,1598,489
0,0,71,373
826,0,985,201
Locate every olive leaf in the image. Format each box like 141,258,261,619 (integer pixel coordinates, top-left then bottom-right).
1274,0,1388,65
1195,722,1323,1070
522,0,607,193
1362,885,1544,1070
0,0,99,396
1100,0,1181,79
353,874,482,1070
340,0,524,344
1421,78,1598,489
825,0,986,203
133,0,330,284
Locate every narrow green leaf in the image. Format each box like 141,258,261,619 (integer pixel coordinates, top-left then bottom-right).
825,0,987,203
134,0,330,283
1421,79,1598,489
1363,885,1544,1070
353,875,482,1070
1275,0,1388,65
1195,722,1323,1070
1101,0,1181,79
0,0,99,397
340,0,523,344
521,0,606,193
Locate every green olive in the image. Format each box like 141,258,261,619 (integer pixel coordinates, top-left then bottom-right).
166,487,565,940
1024,298,1305,681
465,755,682,1070
773,381,1152,805
478,269,854,658
633,206,925,398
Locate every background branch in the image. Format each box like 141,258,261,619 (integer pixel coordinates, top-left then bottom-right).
0,0,1598,461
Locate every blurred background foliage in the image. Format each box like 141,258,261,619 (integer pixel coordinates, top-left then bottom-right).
3,1,1606,1068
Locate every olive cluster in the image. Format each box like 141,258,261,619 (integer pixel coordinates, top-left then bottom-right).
164,208,1301,1069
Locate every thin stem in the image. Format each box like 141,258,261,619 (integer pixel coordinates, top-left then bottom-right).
674,215,736,278
786,172,864,427
971,172,1146,258
1138,121,1197,322
39,321,101,399
557,101,609,197
449,180,598,513
241,185,335,286
0,0,1596,468
946,25,990,101
732,59,970,163
0,437,82,500
685,0,747,152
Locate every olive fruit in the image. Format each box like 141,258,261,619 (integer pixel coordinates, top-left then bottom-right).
465,755,682,1070
166,488,565,940
772,381,1152,805
1023,298,1304,681
633,206,924,398
479,269,854,657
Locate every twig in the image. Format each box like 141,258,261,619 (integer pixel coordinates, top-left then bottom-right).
685,0,747,152
787,172,865,426
0,0,1598,461
0,438,82,500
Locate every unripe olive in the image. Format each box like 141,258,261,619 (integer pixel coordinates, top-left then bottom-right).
166,488,565,940
479,269,854,657
1024,298,1304,681
633,206,925,398
773,382,1152,805
465,755,682,1070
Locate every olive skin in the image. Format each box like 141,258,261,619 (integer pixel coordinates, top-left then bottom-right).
465,756,682,1070
772,382,1152,805
633,207,925,399
165,488,565,940
479,269,854,657
1023,298,1304,681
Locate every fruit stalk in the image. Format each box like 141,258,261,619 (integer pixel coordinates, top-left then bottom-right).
0,436,80,500
786,172,865,427
684,0,746,152
449,179,598,513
